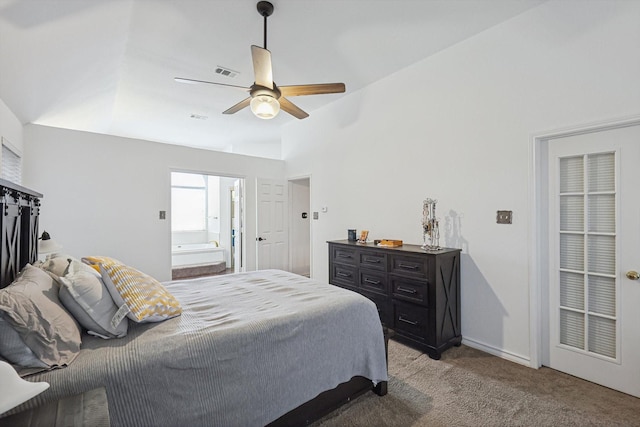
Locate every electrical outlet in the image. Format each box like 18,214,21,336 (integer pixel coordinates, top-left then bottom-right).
313,212,319,220
496,210,512,224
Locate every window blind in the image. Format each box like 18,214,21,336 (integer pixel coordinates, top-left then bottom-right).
1,141,22,184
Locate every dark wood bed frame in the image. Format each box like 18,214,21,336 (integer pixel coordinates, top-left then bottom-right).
0,179,42,289
0,179,387,426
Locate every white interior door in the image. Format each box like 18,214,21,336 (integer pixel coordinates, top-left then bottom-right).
547,124,640,397
256,178,288,271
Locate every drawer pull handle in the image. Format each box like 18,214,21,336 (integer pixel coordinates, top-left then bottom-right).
397,286,417,294
364,278,381,285
399,316,419,326
364,258,381,264
338,254,353,259
337,272,352,278
398,263,418,270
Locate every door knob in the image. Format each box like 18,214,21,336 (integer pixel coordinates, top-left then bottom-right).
257,237,266,241
626,270,640,280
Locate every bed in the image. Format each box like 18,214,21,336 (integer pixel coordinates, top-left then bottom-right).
0,180,388,426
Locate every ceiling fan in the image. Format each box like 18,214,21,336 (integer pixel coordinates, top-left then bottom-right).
175,1,346,120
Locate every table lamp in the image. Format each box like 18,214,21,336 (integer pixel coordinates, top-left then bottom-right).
38,230,62,259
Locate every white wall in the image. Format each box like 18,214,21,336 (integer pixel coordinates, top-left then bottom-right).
282,0,640,364
23,124,285,281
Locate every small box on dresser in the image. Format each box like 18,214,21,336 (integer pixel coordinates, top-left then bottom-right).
328,240,461,360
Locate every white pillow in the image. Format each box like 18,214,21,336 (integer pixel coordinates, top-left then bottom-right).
40,254,101,278
58,261,128,339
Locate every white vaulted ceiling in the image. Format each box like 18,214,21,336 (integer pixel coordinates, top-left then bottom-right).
0,0,543,158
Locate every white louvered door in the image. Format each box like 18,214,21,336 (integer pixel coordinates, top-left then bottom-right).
547,125,640,397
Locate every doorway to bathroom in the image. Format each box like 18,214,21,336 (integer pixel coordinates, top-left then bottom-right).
289,177,311,277
170,171,245,280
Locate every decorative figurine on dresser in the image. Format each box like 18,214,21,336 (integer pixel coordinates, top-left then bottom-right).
328,237,461,360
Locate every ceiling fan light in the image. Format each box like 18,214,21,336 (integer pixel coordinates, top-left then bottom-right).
250,95,280,119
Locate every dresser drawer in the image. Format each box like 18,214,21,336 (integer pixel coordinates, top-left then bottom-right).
331,263,357,288
390,254,428,279
361,291,390,327
359,251,387,271
359,270,387,296
392,301,429,343
331,246,357,266
391,276,428,306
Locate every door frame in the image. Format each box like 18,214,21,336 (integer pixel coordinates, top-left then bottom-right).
169,168,247,274
528,115,640,369
288,175,312,277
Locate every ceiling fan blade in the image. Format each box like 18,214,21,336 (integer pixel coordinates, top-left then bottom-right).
223,97,252,115
279,97,309,119
279,83,345,97
175,77,249,91
251,45,273,89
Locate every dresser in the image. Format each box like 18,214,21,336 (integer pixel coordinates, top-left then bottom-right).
328,240,461,359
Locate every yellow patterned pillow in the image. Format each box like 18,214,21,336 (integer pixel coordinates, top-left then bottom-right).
99,263,182,323
82,256,123,267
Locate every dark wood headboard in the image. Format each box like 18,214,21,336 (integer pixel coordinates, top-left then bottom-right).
0,178,42,288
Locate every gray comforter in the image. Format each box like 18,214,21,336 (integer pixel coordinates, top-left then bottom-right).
18,270,388,426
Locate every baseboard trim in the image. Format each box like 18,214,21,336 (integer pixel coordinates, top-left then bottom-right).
462,337,533,368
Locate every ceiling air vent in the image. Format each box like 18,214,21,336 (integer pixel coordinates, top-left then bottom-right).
215,66,239,78
190,114,208,120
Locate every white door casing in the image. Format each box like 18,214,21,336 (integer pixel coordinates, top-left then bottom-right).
233,179,244,273
256,178,289,271
546,124,640,397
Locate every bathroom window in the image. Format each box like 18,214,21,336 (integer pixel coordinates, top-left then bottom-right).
171,172,207,231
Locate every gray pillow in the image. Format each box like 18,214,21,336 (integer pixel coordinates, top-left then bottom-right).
0,314,47,368
0,264,82,367
58,261,128,339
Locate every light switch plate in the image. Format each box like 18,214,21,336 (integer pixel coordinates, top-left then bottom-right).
159,210,166,220
497,210,512,224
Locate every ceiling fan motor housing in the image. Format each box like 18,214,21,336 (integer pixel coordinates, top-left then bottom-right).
250,84,281,100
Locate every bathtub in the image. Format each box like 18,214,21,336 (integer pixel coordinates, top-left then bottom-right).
171,243,226,267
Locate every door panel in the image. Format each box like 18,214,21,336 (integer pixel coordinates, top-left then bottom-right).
256,178,288,271
547,125,640,397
